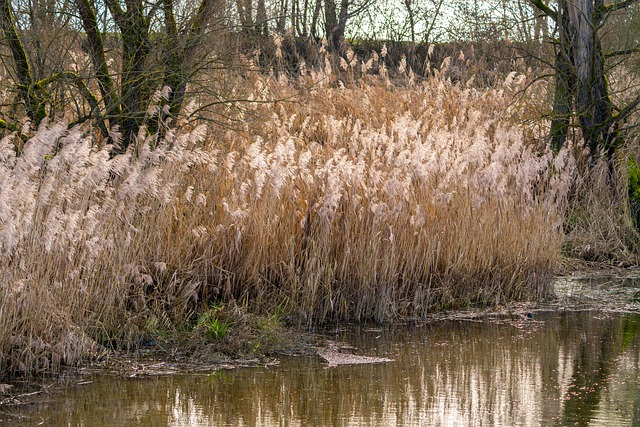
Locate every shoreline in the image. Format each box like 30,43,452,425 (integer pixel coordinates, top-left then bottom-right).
1,268,639,408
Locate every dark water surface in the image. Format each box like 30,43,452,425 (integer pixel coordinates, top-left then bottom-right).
2,311,640,426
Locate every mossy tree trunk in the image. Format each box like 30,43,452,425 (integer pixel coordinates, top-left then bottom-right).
103,0,152,151
0,0,45,124
75,0,121,132
1,0,221,152
530,0,639,157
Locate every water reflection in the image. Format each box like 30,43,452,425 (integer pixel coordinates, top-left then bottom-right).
3,311,640,426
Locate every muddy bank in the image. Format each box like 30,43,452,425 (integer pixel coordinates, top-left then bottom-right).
1,270,639,409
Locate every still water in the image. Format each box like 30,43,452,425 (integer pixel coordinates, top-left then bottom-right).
3,311,640,426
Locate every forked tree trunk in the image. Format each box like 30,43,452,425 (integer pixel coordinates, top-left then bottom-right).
335,0,349,47
324,0,349,50
1,0,222,151
567,0,616,155
103,0,151,151
324,0,338,46
534,0,622,156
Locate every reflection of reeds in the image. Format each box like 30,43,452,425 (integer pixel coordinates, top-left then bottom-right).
0,68,573,376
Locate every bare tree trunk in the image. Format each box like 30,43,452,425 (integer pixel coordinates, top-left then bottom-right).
256,0,267,36
1,0,226,152
550,47,574,151
325,0,338,46
335,0,349,47
0,0,45,124
162,0,219,124
103,0,151,150
325,0,348,50
75,0,120,130
300,0,309,37
531,0,627,156
404,0,416,43
235,0,246,26
236,0,254,35
291,0,297,34
310,0,321,39
562,0,617,154
277,0,287,32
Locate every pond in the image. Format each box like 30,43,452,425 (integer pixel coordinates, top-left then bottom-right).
2,308,639,426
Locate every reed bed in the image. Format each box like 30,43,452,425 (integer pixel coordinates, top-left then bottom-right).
0,61,573,376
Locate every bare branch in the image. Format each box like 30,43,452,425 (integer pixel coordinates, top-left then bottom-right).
528,0,557,22
613,93,640,124
103,0,125,29
346,0,374,19
604,0,640,13
605,47,640,58
35,71,109,136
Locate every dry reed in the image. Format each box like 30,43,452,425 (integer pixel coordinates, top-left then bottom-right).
0,56,573,377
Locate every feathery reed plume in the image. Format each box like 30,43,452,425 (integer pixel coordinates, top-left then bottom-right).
0,60,572,377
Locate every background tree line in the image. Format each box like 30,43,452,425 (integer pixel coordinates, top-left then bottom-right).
0,0,638,157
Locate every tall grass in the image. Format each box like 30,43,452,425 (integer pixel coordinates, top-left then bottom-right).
0,59,573,376
561,146,640,264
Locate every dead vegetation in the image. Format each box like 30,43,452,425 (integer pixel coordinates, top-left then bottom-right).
0,45,636,378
